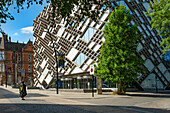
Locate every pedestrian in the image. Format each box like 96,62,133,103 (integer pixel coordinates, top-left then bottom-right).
19,81,27,100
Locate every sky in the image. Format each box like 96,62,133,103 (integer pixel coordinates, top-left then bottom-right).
0,2,49,43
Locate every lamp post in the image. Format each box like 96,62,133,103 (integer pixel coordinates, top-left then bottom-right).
90,64,94,97
92,74,94,97
5,64,7,87
53,43,59,94
46,24,59,94
13,51,16,87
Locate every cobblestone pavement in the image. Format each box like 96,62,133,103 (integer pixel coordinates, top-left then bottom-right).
0,86,170,113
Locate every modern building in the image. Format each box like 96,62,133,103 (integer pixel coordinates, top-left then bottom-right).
0,34,34,86
33,0,170,90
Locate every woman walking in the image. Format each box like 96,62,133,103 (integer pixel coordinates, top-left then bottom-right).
19,81,27,100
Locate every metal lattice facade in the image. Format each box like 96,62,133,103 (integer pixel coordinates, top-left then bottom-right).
33,0,170,89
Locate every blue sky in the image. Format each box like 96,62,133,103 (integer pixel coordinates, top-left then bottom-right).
1,2,48,43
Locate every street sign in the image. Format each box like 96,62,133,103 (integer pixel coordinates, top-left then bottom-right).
90,64,94,75
90,64,94,97
58,54,65,67
21,68,25,77
7,67,11,74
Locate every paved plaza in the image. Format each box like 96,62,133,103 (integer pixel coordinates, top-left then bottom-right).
0,86,170,113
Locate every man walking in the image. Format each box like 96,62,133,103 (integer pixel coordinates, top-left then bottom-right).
19,81,27,100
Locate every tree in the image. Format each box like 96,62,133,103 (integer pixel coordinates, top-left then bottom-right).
95,5,145,94
0,0,115,34
147,0,170,54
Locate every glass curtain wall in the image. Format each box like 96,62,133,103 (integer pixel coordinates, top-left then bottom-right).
60,76,96,89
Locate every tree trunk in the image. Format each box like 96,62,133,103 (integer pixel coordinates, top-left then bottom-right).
120,80,122,92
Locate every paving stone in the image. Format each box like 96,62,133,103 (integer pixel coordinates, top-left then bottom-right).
0,86,170,113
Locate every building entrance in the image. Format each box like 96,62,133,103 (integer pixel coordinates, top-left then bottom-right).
59,74,96,89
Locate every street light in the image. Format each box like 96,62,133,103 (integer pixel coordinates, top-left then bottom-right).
45,23,59,94
5,64,7,87
53,43,59,94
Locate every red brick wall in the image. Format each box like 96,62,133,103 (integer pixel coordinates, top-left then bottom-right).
1,41,34,86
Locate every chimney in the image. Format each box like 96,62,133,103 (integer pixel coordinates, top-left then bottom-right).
3,34,8,42
9,36,11,42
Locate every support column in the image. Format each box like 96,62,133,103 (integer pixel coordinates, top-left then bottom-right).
97,76,102,94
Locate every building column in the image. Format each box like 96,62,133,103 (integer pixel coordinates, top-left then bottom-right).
97,76,102,94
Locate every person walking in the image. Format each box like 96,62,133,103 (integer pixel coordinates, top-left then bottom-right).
19,81,27,100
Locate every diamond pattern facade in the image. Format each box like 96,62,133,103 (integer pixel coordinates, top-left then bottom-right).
33,0,170,89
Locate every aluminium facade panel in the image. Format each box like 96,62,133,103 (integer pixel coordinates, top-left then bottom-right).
33,1,170,89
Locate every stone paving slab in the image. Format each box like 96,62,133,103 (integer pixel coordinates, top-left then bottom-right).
1,86,170,113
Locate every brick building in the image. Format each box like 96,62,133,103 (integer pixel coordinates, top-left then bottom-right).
0,34,34,86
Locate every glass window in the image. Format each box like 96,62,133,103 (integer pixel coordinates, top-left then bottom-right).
111,2,115,7
28,65,32,72
71,21,75,27
28,54,31,62
117,1,132,14
81,16,86,23
74,53,87,66
82,28,96,42
117,1,121,5
101,25,105,30
0,51,4,60
101,5,106,11
66,23,69,28
18,64,21,72
0,64,4,72
18,53,21,61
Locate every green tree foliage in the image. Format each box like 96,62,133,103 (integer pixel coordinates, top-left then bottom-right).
95,5,145,93
147,0,170,54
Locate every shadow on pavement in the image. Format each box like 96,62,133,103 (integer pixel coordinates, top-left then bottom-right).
126,93,170,98
0,88,48,99
27,93,49,97
0,103,169,113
